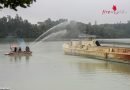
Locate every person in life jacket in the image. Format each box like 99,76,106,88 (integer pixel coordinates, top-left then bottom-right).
25,46,30,52
13,47,17,52
18,47,22,52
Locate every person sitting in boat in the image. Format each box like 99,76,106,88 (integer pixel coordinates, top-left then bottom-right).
18,47,22,52
13,47,17,52
95,41,101,46
25,46,30,52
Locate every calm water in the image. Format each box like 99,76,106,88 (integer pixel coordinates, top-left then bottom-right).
0,41,130,90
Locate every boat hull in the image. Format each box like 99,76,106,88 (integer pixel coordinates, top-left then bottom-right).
5,51,32,56
63,44,130,64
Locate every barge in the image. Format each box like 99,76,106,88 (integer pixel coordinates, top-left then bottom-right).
63,38,130,64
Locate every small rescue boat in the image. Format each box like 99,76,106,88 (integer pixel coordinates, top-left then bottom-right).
5,45,32,56
5,36,32,56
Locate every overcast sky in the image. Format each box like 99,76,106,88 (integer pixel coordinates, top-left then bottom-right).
0,0,129,24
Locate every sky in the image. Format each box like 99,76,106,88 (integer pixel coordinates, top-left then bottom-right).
0,0,129,24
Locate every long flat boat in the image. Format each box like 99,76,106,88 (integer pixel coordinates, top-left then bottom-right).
63,39,130,64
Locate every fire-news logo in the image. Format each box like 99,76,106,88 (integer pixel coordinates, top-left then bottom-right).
102,5,127,15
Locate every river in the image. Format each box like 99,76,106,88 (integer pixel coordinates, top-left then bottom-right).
0,40,130,90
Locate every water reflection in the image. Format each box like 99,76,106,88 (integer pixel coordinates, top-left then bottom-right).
76,61,130,75
9,55,31,63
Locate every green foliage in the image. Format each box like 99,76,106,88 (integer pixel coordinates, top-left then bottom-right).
0,15,130,39
65,21,130,39
0,15,67,38
0,0,36,11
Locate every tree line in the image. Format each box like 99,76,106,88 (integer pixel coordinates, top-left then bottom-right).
0,14,67,38
0,14,130,39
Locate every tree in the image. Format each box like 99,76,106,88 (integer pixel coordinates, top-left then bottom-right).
0,0,36,11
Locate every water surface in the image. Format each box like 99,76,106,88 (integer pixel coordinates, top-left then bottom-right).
0,41,130,90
